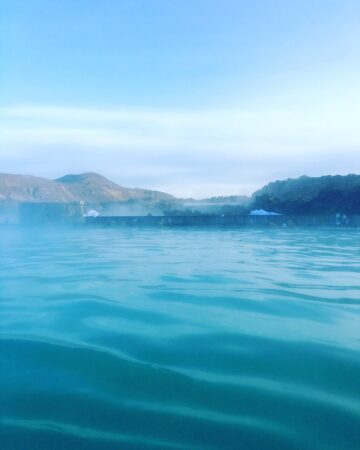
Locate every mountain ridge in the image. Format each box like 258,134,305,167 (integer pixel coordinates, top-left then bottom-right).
0,172,174,203
1,172,360,215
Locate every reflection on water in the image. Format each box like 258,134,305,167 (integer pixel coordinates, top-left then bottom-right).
1,227,360,449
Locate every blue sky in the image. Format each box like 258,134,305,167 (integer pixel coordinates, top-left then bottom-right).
1,0,360,197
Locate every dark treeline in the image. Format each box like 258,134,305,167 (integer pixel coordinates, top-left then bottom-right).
251,175,360,215
165,175,360,216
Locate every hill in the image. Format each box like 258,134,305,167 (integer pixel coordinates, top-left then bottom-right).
2,172,360,216
251,175,360,214
0,173,74,203
0,172,174,204
55,172,174,203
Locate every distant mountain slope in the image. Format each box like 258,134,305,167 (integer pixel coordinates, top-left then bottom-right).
55,172,174,203
0,172,174,203
0,173,75,202
2,172,360,214
252,175,360,214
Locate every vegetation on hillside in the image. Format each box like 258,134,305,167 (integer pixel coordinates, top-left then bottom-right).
1,172,360,216
251,175,360,215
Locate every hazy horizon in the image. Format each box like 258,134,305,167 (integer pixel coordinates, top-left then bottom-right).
1,0,360,197
1,168,360,200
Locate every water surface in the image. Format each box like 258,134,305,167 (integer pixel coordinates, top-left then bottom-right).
1,227,359,449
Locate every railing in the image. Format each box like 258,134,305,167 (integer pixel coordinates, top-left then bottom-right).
85,214,360,228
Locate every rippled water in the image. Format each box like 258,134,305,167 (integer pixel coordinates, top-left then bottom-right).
1,227,359,450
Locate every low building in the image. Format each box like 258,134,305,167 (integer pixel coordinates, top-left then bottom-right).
19,202,84,225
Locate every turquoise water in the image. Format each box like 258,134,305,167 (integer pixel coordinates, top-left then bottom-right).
1,227,359,450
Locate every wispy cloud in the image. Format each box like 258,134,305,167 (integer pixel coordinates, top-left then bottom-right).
1,104,359,197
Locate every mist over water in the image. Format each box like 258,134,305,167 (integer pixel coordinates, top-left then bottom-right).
1,227,360,449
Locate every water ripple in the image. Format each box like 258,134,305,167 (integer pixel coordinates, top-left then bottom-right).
1,227,360,449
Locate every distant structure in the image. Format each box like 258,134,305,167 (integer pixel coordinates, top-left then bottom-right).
19,202,84,225
249,209,281,216
85,214,360,228
84,209,100,218
0,201,19,224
